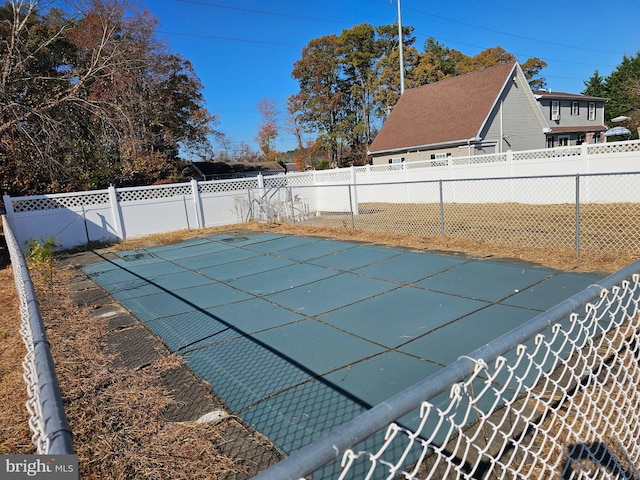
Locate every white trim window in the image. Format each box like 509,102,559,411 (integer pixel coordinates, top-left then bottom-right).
588,102,596,121
571,101,579,115
551,101,560,121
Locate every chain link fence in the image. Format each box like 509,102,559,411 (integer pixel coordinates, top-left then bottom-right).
253,172,640,255
1,215,74,455
248,170,640,478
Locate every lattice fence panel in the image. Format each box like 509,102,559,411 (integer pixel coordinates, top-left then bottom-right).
367,164,404,173
264,176,289,189
315,169,352,183
588,142,640,155
513,147,581,161
451,153,507,166
11,192,110,212
117,184,192,202
285,173,316,186
199,178,259,194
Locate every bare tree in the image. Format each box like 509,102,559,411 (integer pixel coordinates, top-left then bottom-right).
0,0,216,194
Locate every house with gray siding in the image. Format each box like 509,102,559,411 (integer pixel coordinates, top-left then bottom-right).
368,62,608,165
533,90,608,147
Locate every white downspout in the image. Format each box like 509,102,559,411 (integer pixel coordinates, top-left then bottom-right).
499,100,504,154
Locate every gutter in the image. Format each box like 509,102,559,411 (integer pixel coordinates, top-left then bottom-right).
368,136,483,156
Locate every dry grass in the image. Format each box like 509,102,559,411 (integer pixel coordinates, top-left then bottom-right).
117,220,637,275
290,202,640,274
262,222,634,274
0,265,34,455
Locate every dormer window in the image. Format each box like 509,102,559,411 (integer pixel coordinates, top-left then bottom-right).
551,101,560,121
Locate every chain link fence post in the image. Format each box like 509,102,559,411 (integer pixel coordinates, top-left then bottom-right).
439,179,445,237
575,173,581,253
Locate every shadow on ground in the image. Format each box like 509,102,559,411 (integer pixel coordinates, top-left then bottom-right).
0,231,9,269
59,248,283,479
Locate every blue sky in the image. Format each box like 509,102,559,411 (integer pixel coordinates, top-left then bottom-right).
140,0,640,155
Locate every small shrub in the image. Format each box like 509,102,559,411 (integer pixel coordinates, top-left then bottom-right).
25,237,56,279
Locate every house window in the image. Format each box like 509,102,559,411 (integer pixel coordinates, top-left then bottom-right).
558,136,569,146
551,101,560,121
547,136,555,148
588,102,596,121
571,101,579,115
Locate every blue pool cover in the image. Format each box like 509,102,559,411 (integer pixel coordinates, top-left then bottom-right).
82,232,601,460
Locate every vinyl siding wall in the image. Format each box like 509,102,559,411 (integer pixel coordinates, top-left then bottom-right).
537,98,605,127
482,74,547,153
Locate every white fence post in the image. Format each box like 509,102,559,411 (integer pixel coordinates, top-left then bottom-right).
3,194,14,220
350,166,359,216
108,186,125,240
191,179,204,229
580,142,589,174
507,150,514,201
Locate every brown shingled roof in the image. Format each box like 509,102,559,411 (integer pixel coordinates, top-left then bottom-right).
369,62,517,154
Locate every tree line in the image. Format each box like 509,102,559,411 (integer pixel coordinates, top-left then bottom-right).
286,24,547,169
0,0,217,197
1,0,639,197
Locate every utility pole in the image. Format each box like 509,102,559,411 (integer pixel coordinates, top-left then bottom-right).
397,0,405,94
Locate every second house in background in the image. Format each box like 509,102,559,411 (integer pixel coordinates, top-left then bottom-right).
368,62,608,165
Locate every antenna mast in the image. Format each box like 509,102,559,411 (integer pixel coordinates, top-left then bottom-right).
397,0,405,94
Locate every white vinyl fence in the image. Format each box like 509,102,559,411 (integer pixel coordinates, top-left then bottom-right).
4,140,640,252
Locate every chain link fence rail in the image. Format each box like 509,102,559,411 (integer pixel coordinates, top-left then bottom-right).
256,171,640,255
252,258,640,480
2,215,74,455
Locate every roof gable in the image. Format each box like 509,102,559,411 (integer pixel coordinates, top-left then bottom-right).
369,62,518,154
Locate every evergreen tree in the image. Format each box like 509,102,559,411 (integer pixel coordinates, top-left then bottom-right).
603,53,640,134
582,70,607,97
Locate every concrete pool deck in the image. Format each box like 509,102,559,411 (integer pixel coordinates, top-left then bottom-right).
77,230,602,464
